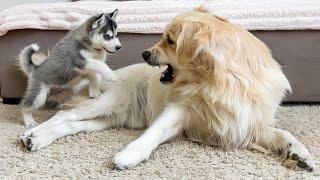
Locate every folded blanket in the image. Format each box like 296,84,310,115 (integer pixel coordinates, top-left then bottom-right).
0,0,320,36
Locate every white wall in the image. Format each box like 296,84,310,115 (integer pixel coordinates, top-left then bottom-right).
0,0,67,11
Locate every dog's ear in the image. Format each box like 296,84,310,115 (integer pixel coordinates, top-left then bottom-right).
91,13,106,30
109,9,118,19
194,6,228,22
214,15,228,22
192,40,215,74
194,5,208,13
177,22,215,73
176,22,199,63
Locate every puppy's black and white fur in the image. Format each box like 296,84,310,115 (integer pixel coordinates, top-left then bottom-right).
19,9,121,126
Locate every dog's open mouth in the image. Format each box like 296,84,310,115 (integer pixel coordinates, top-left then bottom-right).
160,64,175,84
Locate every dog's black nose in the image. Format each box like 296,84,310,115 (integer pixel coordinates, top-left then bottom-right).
115,46,121,51
142,51,151,60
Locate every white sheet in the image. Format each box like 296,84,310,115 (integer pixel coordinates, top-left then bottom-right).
0,0,319,36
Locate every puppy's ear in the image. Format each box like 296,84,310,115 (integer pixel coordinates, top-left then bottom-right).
109,9,118,19
91,13,106,30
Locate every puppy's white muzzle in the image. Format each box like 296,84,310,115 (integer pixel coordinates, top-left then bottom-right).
105,38,121,53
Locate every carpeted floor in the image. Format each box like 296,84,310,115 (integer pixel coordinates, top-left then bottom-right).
0,104,319,179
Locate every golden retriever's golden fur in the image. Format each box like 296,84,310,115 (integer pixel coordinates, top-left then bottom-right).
147,9,289,148
21,9,315,171
142,9,314,170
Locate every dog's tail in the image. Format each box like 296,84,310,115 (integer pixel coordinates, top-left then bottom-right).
18,43,46,75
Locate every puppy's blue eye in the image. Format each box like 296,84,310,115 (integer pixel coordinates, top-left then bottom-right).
104,34,110,40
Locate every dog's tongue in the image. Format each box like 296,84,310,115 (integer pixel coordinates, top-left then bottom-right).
160,64,174,84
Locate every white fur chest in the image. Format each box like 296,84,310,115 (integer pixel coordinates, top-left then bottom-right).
80,49,107,62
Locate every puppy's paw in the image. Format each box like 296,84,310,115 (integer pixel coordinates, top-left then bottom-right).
23,113,38,127
24,120,38,127
113,144,150,170
89,88,101,98
283,143,315,172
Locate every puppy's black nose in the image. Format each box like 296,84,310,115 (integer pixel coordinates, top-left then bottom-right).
115,46,121,51
142,51,151,61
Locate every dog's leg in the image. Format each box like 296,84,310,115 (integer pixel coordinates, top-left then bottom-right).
114,105,185,170
88,73,102,98
21,83,50,126
25,119,113,151
256,126,315,171
84,58,117,81
21,91,119,145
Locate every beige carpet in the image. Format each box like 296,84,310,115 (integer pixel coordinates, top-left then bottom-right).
0,104,319,179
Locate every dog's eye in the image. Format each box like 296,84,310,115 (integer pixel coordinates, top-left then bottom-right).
167,36,174,44
104,34,111,40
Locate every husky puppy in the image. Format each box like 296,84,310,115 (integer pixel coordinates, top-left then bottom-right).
19,9,121,126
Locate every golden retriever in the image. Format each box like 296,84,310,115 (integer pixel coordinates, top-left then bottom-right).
20,9,315,171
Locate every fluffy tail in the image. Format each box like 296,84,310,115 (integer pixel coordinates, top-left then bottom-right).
18,43,46,75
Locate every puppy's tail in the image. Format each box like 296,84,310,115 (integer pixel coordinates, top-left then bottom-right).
18,43,46,75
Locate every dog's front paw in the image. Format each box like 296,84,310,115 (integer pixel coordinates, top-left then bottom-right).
89,88,101,98
283,143,315,172
20,134,28,147
20,129,35,147
22,131,54,151
113,143,150,170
